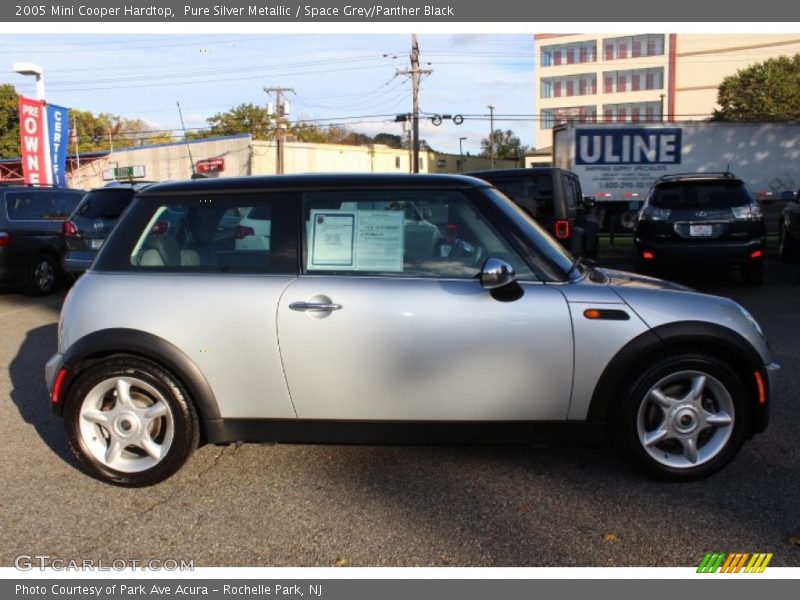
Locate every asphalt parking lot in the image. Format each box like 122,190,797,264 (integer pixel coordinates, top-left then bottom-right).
1,251,799,568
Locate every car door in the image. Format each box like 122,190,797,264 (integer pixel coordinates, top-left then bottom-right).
276,188,574,422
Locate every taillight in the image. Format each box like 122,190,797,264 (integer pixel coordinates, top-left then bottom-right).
150,221,169,236
0,231,10,247
63,220,78,236
642,251,655,260
731,203,762,220
554,220,571,239
639,206,671,221
236,225,255,239
750,250,763,259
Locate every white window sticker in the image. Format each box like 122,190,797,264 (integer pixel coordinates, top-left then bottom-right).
307,209,404,272
354,210,404,272
308,211,355,268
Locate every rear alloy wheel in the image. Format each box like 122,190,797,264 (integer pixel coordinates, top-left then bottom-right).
64,357,199,487
25,255,57,296
617,353,749,481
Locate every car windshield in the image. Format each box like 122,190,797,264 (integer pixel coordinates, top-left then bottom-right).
76,189,136,219
651,181,753,209
483,187,576,278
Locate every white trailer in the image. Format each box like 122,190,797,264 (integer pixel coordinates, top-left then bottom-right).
553,122,800,231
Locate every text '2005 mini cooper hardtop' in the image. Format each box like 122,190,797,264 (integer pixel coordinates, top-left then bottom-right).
45,174,778,486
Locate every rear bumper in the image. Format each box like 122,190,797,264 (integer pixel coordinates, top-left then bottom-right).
634,237,765,265
63,250,97,275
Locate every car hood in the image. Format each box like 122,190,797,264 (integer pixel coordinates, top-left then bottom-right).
597,267,693,292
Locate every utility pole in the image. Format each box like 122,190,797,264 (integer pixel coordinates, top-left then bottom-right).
264,86,294,174
487,104,495,169
397,34,432,173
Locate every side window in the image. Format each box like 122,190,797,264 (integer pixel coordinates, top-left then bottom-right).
301,190,534,280
129,194,296,273
561,174,578,214
495,176,555,220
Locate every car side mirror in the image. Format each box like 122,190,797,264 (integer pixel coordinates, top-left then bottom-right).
480,257,516,290
582,196,596,209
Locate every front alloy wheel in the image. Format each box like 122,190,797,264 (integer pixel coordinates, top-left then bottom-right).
618,353,749,481
64,356,199,486
637,371,734,469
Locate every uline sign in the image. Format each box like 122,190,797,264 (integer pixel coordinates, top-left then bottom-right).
575,128,683,165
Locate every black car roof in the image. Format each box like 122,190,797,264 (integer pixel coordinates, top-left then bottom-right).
138,173,491,196
466,168,564,178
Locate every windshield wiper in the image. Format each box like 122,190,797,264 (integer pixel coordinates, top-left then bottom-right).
565,256,596,279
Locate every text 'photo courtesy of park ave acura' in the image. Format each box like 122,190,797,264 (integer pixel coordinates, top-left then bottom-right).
2,31,800,568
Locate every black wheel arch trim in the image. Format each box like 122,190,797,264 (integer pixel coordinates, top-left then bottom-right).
587,321,769,434
57,328,220,425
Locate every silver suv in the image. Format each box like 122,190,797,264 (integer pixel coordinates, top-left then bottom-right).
45,174,777,486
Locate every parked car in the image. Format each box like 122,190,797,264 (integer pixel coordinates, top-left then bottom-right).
778,188,800,262
0,183,85,295
634,172,766,286
466,168,599,259
63,183,153,275
46,174,776,486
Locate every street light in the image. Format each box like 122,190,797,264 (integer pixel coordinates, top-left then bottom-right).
459,137,467,173
487,104,495,169
13,62,45,101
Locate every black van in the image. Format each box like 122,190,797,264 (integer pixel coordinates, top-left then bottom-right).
467,168,599,259
0,184,85,295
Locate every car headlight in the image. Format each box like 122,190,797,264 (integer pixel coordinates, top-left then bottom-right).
736,303,765,340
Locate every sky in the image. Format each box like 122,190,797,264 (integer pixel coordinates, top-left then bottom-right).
2,34,536,155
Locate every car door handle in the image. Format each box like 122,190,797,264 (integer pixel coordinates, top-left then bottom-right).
289,301,343,312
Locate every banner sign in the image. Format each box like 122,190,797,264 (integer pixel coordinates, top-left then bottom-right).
47,103,69,186
575,128,683,165
18,96,51,185
196,158,225,173
18,96,72,185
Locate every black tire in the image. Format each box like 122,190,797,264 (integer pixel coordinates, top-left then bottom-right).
778,223,799,263
741,261,764,287
613,352,750,481
63,356,199,487
24,254,58,296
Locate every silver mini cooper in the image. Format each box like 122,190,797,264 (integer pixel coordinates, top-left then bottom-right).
45,174,777,486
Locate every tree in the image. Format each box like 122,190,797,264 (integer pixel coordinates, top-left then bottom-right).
0,84,20,158
713,54,800,121
480,129,529,159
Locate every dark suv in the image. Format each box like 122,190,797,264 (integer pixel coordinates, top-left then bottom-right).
467,168,598,259
63,183,153,275
0,184,85,295
634,172,766,286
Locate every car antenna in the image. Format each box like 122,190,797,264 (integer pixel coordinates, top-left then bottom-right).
176,101,197,177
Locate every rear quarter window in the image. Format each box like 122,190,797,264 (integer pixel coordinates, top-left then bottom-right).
489,174,556,219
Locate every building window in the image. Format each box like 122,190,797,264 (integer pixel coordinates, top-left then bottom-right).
541,106,596,129
541,79,553,98
566,80,574,96
554,81,562,97
541,41,598,68
603,35,665,61
395,156,401,169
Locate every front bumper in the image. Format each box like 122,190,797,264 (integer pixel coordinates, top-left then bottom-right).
753,361,780,435
45,353,65,414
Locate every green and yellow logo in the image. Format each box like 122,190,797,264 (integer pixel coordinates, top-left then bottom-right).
697,552,773,573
